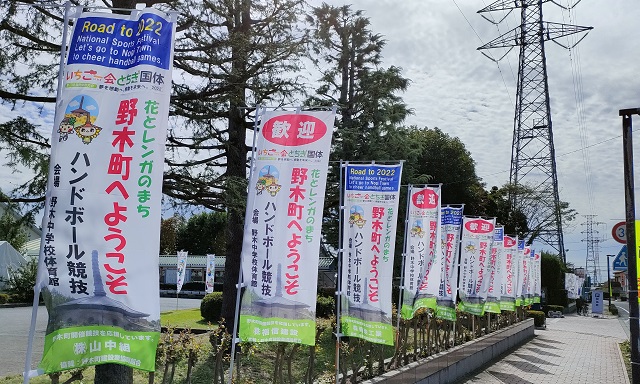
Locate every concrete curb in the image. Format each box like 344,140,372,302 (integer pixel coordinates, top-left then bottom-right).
362,318,535,384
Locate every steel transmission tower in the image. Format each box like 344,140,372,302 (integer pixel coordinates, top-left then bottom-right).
477,1,592,263
581,215,603,285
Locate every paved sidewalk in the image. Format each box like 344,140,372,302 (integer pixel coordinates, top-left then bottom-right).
459,313,629,383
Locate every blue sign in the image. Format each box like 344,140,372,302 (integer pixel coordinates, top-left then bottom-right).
612,245,628,271
345,164,402,192
591,289,603,314
67,12,173,70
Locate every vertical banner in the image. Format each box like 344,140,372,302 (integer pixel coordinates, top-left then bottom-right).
205,254,216,294
514,240,525,306
484,227,504,314
435,206,464,321
564,273,576,299
533,251,541,304
36,8,175,373
499,235,518,311
238,110,335,346
341,163,403,345
401,185,441,319
458,217,496,315
522,247,532,306
176,251,188,294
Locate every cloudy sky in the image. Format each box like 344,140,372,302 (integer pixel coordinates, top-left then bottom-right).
1,1,638,280
323,0,640,277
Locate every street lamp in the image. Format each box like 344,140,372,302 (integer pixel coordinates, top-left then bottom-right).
607,254,613,307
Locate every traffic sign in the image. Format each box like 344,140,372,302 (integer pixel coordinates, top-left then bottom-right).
612,221,627,244
613,245,628,271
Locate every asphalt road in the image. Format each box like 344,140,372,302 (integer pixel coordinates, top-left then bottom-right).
0,297,202,378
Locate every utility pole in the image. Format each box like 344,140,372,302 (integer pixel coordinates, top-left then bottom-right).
621,108,640,384
477,0,592,262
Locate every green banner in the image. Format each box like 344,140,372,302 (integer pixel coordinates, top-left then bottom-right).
500,300,516,312
39,326,159,373
341,315,394,346
400,303,414,320
412,296,437,315
238,316,316,345
435,305,457,321
458,301,485,316
484,301,501,314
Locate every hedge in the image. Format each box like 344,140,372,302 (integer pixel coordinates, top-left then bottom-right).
527,310,546,327
201,292,223,322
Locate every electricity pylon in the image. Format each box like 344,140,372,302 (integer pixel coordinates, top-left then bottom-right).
581,215,603,285
478,0,592,263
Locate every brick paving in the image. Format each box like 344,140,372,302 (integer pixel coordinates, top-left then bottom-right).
459,313,630,384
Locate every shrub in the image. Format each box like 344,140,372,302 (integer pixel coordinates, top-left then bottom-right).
543,304,564,315
316,296,335,318
0,293,8,304
527,310,546,327
160,283,177,291
0,259,37,303
609,304,619,316
317,287,335,298
200,292,223,322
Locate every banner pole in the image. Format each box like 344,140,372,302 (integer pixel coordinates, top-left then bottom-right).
335,160,346,384
395,185,412,351
23,3,73,382
227,105,263,384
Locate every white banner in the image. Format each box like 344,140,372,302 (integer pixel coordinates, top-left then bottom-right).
458,217,496,315
515,239,526,306
522,247,532,306
36,8,175,373
435,206,464,321
341,163,403,345
205,254,216,294
238,109,335,346
484,227,504,313
176,251,188,294
401,185,441,319
532,250,541,304
499,235,518,311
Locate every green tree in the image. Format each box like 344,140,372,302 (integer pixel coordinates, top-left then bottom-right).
541,251,568,306
0,258,37,302
482,183,577,244
0,200,31,252
159,215,186,255
176,211,227,255
306,4,413,249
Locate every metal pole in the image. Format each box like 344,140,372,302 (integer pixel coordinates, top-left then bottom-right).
335,160,346,384
607,255,613,308
621,108,640,383
395,185,412,348
227,106,264,384
24,3,73,382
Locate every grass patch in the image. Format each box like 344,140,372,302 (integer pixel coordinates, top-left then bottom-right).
620,341,632,383
161,308,212,330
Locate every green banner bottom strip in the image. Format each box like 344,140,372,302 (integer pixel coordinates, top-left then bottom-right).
341,316,394,346
238,315,316,346
39,325,159,374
